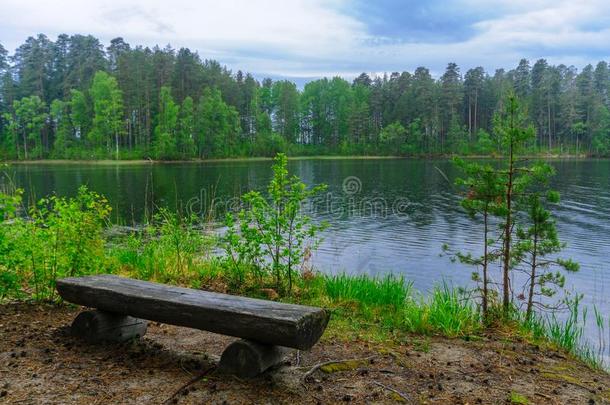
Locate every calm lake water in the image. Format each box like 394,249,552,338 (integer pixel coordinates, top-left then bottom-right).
6,158,610,358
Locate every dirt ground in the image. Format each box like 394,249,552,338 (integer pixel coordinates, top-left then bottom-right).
0,303,608,404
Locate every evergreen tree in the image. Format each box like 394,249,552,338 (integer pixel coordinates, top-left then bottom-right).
1,33,610,159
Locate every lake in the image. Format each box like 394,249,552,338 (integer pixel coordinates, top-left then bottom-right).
6,158,610,358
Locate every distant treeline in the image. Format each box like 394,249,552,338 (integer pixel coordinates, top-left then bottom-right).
1,34,610,160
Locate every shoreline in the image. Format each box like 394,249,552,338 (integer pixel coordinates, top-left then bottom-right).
1,153,599,165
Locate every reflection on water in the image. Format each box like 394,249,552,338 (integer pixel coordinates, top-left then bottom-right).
6,158,610,359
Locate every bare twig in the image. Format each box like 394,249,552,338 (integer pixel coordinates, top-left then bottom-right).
163,365,216,405
535,392,553,400
373,380,412,402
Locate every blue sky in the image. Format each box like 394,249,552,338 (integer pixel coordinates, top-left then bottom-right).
2,0,610,82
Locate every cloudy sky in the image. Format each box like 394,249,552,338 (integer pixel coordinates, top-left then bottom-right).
2,0,610,82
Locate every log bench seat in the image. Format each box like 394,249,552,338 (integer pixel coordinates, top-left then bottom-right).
56,274,330,377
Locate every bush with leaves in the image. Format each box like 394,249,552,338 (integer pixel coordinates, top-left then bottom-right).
0,186,111,300
223,153,327,295
0,189,24,298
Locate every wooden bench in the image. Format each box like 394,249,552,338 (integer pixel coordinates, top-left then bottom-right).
56,275,330,377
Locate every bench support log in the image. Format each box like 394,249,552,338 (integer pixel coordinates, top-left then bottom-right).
71,310,148,343
218,339,292,378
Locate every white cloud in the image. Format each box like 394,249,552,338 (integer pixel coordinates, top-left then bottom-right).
1,0,365,69
1,0,609,79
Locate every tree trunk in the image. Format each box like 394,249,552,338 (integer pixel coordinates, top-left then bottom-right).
482,208,489,318
468,97,472,139
526,231,538,320
474,91,478,137
502,108,515,316
22,130,28,160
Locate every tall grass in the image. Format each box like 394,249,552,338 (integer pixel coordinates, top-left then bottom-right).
321,274,480,338
518,296,607,370
402,283,480,337
324,273,410,308
410,284,480,337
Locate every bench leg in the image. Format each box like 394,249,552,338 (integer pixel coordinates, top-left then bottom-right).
218,339,292,378
71,310,148,343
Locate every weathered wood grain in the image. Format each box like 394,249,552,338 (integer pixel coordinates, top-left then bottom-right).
71,310,148,343
218,339,291,378
56,275,329,350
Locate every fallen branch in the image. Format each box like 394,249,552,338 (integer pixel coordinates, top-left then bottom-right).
373,380,411,402
302,356,375,381
534,392,553,400
542,376,591,392
163,365,216,405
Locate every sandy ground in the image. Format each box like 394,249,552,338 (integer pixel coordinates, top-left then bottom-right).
0,303,608,404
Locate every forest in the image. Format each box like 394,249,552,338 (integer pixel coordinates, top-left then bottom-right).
1,33,610,160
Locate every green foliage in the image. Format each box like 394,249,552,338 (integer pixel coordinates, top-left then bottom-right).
3,95,47,159
452,94,578,320
196,87,241,158
251,131,288,156
402,284,481,337
112,208,213,283
70,89,91,141
510,392,529,404
271,81,300,142
591,105,610,155
0,186,111,300
473,129,495,155
223,153,327,295
517,295,605,369
379,122,406,154
324,273,410,308
50,99,73,156
89,71,123,157
452,157,505,317
153,86,179,159
0,189,24,298
513,190,579,319
3,34,610,159
177,96,197,158
321,274,480,338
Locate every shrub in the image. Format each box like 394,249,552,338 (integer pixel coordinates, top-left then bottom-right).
0,186,111,300
223,153,327,295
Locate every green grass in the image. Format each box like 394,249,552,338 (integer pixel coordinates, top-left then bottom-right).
323,273,410,308
510,391,529,404
310,274,480,339
405,284,480,337
516,296,606,370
